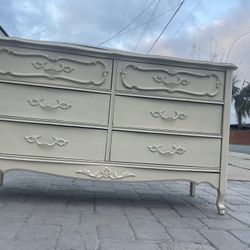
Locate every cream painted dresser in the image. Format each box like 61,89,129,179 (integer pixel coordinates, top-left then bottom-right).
0,37,236,214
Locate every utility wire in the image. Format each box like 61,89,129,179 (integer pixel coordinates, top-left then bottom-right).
98,0,156,46
25,28,47,39
120,0,130,29
134,0,161,51
147,0,185,54
171,0,201,40
97,3,182,44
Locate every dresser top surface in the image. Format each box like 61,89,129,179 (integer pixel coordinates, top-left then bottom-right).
0,37,237,71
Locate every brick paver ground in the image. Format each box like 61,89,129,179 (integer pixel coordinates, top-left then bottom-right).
0,171,249,250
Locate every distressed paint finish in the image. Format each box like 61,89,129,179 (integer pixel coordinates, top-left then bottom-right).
0,37,236,214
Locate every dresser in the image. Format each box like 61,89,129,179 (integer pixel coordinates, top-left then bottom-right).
0,37,236,214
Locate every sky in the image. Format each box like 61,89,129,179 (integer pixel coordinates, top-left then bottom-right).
1,0,250,124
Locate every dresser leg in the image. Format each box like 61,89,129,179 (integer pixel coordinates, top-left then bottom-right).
189,182,196,196
216,190,225,215
0,171,3,186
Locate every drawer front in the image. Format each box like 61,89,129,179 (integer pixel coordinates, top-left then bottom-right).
116,60,225,101
0,46,112,90
0,83,110,126
110,131,221,169
0,121,107,161
113,96,222,134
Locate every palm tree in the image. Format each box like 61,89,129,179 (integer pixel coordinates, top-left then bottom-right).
232,75,250,129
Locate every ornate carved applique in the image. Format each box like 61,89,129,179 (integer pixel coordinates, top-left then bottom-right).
31,62,74,74
76,167,135,180
28,98,72,110
153,76,190,86
147,144,185,156
0,48,109,86
150,110,188,120
120,64,221,97
24,135,69,147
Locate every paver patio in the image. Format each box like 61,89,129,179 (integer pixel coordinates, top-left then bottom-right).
0,166,249,250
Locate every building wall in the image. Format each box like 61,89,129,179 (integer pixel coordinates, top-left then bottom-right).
230,130,250,145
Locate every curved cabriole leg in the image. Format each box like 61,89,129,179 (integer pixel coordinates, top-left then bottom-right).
216,190,225,215
0,171,3,186
190,182,196,196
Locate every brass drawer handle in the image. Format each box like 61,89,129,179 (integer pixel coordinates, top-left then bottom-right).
28,98,72,110
147,144,185,156
24,135,69,147
150,110,188,120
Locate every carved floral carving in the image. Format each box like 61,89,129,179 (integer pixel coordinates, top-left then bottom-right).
31,61,74,74
28,98,72,110
150,110,188,120
147,144,185,156
24,135,69,147
76,167,135,180
120,64,221,97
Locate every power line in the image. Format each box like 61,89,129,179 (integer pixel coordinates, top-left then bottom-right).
97,3,182,44
147,0,185,54
120,0,130,29
98,0,156,46
134,0,161,51
171,0,201,40
24,28,47,39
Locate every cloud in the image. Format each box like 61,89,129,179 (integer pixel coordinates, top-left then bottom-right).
1,0,249,123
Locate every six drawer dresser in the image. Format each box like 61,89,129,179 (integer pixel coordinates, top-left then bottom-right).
0,37,236,214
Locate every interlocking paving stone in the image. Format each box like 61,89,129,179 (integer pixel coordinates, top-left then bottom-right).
171,204,207,218
0,239,57,250
16,224,61,240
158,242,216,250
167,228,209,244
0,171,250,250
230,229,250,245
227,211,250,226
127,214,172,241
56,224,97,250
0,222,24,240
200,229,248,250
201,218,248,230
157,217,208,229
97,225,135,240
99,240,160,250
27,210,81,225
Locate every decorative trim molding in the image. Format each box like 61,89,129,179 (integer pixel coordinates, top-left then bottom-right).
150,110,188,120
0,48,109,86
27,98,72,110
24,135,69,147
120,64,221,97
76,167,135,180
147,144,185,156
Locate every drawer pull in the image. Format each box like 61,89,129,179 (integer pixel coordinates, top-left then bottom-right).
28,98,72,110
150,110,188,120
147,144,185,156
24,135,69,147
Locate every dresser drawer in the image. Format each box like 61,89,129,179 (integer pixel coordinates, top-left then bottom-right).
116,60,225,101
0,121,107,161
0,46,112,90
110,131,221,169
113,96,222,134
0,82,110,126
